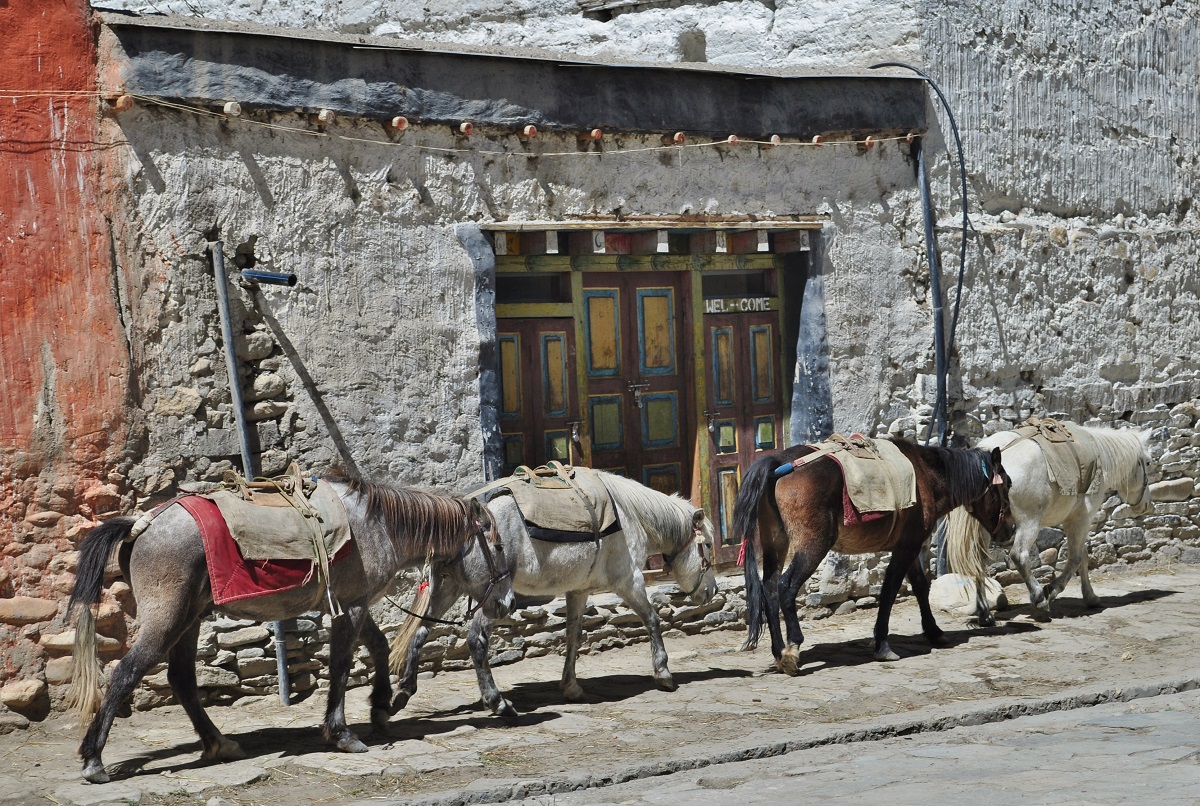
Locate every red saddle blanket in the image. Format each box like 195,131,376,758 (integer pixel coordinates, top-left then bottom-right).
176,495,351,606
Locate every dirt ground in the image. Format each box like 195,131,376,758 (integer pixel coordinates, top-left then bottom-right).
7,564,1200,805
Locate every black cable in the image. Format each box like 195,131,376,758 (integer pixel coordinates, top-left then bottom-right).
869,61,973,445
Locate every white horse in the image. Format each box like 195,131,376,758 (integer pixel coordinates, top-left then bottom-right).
946,422,1152,619
388,469,718,716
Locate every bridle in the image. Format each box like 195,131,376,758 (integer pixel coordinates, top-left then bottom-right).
966,455,1013,542
391,516,511,627
661,518,713,598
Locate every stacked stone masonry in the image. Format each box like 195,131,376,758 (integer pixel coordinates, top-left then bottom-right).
1,396,1195,722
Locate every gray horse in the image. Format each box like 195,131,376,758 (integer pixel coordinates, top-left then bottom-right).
390,469,717,716
66,472,514,783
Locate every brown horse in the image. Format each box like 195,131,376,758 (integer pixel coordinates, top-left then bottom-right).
735,439,1012,675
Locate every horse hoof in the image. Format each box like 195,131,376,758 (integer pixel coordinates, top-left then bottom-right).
82,762,109,784
873,646,900,662
494,699,519,718
654,672,677,692
202,737,245,762
927,632,950,648
390,691,412,715
777,646,802,676
338,737,369,753
562,682,586,702
371,707,390,735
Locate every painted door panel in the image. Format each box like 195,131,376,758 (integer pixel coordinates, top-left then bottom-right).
583,272,691,497
497,318,579,473
704,308,784,562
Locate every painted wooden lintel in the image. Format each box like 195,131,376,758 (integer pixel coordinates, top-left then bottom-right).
495,254,784,273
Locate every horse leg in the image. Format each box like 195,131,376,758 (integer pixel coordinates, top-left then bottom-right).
1008,521,1050,615
466,610,516,716
1049,507,1099,607
322,605,371,752
559,589,591,701
168,619,245,764
758,522,788,664
872,543,923,662
79,622,179,783
359,615,393,735
390,623,429,715
905,556,948,647
775,545,827,677
611,573,675,692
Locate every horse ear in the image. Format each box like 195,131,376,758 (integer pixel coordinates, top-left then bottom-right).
692,510,705,529
990,447,1004,484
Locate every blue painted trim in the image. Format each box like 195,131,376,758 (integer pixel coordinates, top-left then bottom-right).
642,463,682,493
639,392,680,448
710,326,734,407
588,395,624,451
583,289,621,378
540,332,568,417
749,324,773,404
637,287,676,376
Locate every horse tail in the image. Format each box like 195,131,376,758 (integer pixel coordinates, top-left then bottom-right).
943,506,990,585
734,456,782,652
388,581,432,676
65,517,135,726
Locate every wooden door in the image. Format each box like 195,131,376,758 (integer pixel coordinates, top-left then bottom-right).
581,272,692,497
704,307,784,562
496,317,579,474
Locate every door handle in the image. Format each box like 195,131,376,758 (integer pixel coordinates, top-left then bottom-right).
627,382,651,409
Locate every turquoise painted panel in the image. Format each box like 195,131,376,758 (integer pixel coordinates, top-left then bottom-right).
637,288,676,376
589,395,624,451
640,392,679,449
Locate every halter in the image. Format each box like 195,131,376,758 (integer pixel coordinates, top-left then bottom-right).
661,521,712,598
393,518,511,628
967,454,1012,541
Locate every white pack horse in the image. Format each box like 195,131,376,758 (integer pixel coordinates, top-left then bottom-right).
389,469,718,715
946,423,1152,619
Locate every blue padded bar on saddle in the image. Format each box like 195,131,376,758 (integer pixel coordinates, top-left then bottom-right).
774,462,796,478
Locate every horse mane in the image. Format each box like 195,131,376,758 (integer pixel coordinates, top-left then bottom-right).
1074,424,1149,488
892,440,994,506
321,467,471,560
593,470,695,556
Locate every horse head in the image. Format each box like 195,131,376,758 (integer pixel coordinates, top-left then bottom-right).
964,446,1016,546
1118,432,1154,517
663,507,717,604
449,499,515,620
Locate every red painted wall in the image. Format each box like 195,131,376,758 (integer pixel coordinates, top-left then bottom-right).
0,0,129,625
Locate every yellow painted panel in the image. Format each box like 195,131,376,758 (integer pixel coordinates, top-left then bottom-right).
646,397,677,446
714,329,733,405
718,468,740,544
753,326,773,400
591,398,622,449
499,336,521,416
547,433,569,462
587,293,619,373
642,293,672,370
544,335,566,414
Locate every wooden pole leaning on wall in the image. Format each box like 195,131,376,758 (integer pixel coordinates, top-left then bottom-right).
210,241,293,706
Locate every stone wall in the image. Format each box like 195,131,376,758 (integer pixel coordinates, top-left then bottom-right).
3,0,1198,718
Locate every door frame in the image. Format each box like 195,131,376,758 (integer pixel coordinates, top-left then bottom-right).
488,227,813,566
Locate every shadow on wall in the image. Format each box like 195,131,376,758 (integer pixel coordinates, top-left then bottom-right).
253,289,361,475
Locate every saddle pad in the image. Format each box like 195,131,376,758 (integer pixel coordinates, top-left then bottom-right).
1021,424,1101,495
821,436,917,518
203,479,351,561
177,495,351,606
503,465,618,536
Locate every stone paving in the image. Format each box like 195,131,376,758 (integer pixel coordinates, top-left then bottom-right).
4,564,1200,805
